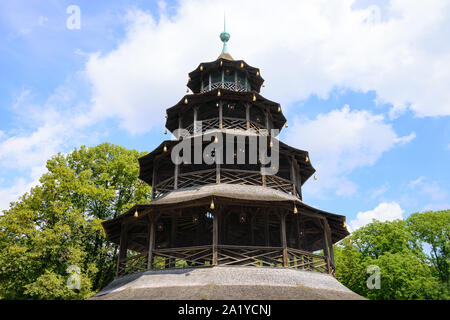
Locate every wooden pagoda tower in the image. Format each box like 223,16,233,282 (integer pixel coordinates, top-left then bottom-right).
101,25,349,281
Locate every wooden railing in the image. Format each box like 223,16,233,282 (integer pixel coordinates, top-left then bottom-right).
183,117,264,137
117,245,333,277
154,169,297,199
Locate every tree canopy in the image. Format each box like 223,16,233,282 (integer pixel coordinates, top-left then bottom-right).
0,143,151,299
334,211,449,300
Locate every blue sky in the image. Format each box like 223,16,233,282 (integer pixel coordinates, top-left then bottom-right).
1,0,449,231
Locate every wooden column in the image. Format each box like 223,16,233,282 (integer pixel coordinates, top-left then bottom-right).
193,107,198,134
177,114,183,140
212,210,219,265
296,215,302,250
264,109,269,132
321,219,331,274
250,213,255,245
290,157,297,196
245,104,251,130
116,221,128,276
280,212,288,267
151,162,157,200
219,101,223,129
169,216,177,268
147,218,155,270
323,219,335,270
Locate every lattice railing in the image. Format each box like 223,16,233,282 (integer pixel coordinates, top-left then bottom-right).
154,169,296,199
154,177,175,199
117,245,331,277
265,175,294,195
181,118,264,138
201,82,248,93
286,248,329,273
217,245,285,267
117,252,148,277
177,169,217,189
220,169,262,186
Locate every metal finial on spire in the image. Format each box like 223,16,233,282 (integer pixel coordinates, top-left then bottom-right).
220,13,230,54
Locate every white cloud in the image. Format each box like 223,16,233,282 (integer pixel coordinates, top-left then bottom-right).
408,177,449,203
348,201,404,231
284,105,414,197
83,0,450,133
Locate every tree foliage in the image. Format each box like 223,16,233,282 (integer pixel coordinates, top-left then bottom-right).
0,143,152,299
335,212,449,300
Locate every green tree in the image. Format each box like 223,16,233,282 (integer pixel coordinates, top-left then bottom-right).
0,143,152,299
406,210,450,286
334,217,445,300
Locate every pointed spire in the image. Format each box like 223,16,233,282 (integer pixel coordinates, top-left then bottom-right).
218,12,233,60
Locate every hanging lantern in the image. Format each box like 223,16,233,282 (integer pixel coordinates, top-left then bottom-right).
165,114,168,119
163,145,168,152
343,221,347,228
278,106,281,112
253,94,256,102
239,212,246,223
305,156,309,163
285,124,288,128
210,199,215,210
217,90,221,97
269,140,273,148
134,209,139,218
164,130,167,135
220,60,223,67
214,136,219,143
240,62,244,68
314,175,317,180
188,76,191,82
262,82,265,87
184,98,188,104
157,223,164,231
192,214,199,224
256,71,260,76
200,65,203,71
186,88,189,93
293,206,298,214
